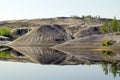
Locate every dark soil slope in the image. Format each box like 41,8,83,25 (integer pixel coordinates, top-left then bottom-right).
7,24,72,46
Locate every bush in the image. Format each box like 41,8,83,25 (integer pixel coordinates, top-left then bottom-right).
0,27,11,37
102,39,115,46
0,50,11,59
102,50,114,56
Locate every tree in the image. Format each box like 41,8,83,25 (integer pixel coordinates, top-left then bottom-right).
110,17,119,32
117,21,120,32
100,17,120,33
101,62,120,77
100,19,109,33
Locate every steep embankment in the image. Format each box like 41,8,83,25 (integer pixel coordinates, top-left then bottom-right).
7,24,72,46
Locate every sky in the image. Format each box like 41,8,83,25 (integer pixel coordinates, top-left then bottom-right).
0,0,120,21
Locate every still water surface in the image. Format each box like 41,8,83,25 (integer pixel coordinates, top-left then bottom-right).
0,61,119,80
0,46,119,80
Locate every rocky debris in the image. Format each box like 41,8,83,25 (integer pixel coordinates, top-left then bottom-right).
73,25,101,38
8,24,72,46
10,28,32,39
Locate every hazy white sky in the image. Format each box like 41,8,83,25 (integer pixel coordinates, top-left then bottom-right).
0,0,120,20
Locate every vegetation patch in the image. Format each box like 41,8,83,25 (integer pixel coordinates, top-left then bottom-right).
0,50,11,59
100,17,120,33
0,27,11,37
101,39,115,46
102,50,115,56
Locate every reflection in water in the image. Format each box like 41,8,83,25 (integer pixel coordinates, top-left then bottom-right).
101,62,120,77
0,50,11,59
50,48,120,77
56,48,120,63
102,50,115,56
0,46,34,63
0,46,120,77
10,47,67,64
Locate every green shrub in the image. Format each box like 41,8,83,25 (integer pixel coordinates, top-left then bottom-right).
0,50,11,59
0,27,11,37
102,39,115,46
102,50,114,56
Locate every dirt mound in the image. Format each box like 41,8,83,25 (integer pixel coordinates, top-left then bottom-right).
53,34,120,49
74,25,101,38
7,24,72,46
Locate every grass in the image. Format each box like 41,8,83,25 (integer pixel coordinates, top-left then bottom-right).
0,50,11,59
0,27,11,37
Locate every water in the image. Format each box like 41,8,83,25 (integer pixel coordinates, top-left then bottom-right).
0,61,119,80
0,46,120,80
